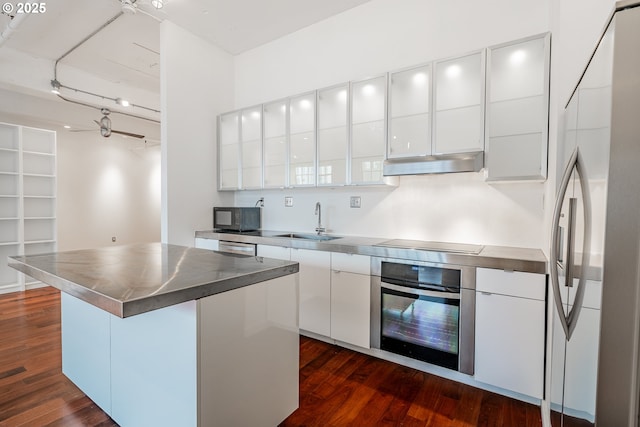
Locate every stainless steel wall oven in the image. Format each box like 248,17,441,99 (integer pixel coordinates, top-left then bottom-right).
371,258,476,375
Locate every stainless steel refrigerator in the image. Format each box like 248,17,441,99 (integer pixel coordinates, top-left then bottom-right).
549,1,640,426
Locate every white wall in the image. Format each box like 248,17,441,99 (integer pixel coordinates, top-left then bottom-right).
56,131,160,251
160,22,234,246
232,0,551,248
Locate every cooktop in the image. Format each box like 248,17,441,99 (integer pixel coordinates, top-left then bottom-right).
375,239,484,255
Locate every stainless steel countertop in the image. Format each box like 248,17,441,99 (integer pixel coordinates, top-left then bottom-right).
8,242,299,318
196,230,548,274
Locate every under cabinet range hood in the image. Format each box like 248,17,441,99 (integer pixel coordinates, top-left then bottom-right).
382,151,484,176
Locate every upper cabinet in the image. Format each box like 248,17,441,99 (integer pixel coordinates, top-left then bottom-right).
241,106,262,189
317,84,349,186
263,99,288,188
289,92,316,187
218,33,550,189
388,64,431,158
218,111,240,190
485,33,550,181
434,51,485,154
351,75,386,184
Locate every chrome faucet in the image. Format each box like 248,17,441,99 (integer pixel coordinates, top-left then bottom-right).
315,202,325,235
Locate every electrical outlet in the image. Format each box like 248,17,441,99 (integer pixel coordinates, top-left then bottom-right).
112,236,117,242
285,196,293,207
350,196,361,208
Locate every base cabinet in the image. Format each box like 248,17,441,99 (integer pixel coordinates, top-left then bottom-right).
291,248,331,337
195,237,219,251
330,270,370,348
474,268,546,399
330,253,371,349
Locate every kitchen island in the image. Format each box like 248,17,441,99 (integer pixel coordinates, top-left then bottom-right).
8,243,300,427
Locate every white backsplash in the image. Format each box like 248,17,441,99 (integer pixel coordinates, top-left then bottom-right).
235,172,545,248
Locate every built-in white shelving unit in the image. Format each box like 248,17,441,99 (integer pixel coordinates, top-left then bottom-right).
0,122,56,293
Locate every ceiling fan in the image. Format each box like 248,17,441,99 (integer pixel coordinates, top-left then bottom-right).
72,108,145,139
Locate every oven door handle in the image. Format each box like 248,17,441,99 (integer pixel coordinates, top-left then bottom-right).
382,282,461,300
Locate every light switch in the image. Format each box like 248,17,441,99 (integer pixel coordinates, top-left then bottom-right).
285,196,293,207
350,196,361,208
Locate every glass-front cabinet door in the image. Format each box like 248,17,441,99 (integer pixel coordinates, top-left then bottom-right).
289,92,316,187
240,106,262,189
317,84,349,186
263,99,288,188
218,111,240,190
433,51,484,154
351,75,386,184
486,34,550,181
388,64,431,158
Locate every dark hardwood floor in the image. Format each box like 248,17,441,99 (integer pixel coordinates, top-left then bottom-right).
281,336,541,427
0,287,117,426
0,287,542,426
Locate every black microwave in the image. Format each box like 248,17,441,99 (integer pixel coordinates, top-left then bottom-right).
213,207,261,231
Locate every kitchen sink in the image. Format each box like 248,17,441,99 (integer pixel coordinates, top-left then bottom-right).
274,233,341,241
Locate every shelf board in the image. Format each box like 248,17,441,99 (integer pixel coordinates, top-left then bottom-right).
23,173,55,178
24,239,56,245
0,147,19,153
23,195,55,199
22,150,55,157
24,217,56,220
0,217,19,221
0,195,19,198
0,172,19,176
0,241,20,247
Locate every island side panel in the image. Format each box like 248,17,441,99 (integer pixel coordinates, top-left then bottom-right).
61,293,112,414
110,300,198,427
198,273,300,427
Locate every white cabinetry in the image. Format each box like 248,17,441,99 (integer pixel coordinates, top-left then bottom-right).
388,64,431,158
474,268,545,399
218,111,240,190
434,51,485,154
195,238,219,251
351,75,386,184
241,106,263,189
258,245,371,347
258,245,331,336
292,248,331,336
289,93,316,187
330,252,370,349
317,84,349,186
263,100,288,188
485,33,550,181
0,123,56,293
257,243,291,260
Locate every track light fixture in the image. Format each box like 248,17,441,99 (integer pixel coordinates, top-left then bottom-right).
50,79,61,94
116,98,131,107
151,0,164,9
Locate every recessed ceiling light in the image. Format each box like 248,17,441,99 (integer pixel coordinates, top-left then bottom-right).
63,125,71,129
116,98,130,107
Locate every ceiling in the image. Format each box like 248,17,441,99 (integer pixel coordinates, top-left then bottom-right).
0,0,371,96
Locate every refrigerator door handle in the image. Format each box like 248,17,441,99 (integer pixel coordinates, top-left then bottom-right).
567,149,592,339
550,147,592,340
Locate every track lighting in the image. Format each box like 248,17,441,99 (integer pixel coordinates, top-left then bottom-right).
151,0,164,9
50,79,61,94
116,98,130,107
121,0,137,14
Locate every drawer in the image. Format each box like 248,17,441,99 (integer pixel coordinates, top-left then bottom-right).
331,252,370,275
476,267,546,300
